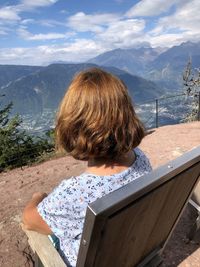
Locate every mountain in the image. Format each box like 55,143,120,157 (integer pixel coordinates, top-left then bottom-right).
152,41,200,68
88,42,200,91
0,65,42,89
146,41,200,90
0,63,163,116
88,47,163,76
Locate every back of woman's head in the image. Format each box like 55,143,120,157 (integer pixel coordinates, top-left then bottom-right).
56,68,145,160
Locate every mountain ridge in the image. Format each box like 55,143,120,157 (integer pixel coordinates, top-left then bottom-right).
0,65,42,89
0,63,163,115
88,47,163,76
88,41,200,90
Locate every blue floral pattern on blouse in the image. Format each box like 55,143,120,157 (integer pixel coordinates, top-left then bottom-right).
37,148,152,266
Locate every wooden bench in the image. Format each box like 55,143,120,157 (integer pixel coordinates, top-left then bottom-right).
188,175,200,242
23,146,200,267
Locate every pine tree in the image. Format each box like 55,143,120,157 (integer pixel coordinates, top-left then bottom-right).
183,60,200,121
0,98,54,171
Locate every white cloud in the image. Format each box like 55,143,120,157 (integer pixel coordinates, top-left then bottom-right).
18,28,74,41
0,39,106,65
53,39,105,61
61,2,200,51
98,19,145,48
153,0,200,34
147,33,185,47
68,12,120,33
67,12,146,49
126,0,178,17
147,0,200,47
39,19,65,27
20,0,58,9
21,18,66,28
0,0,59,23
0,6,20,21
21,19,35,25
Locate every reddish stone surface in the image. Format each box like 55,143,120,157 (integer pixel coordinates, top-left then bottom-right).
0,121,199,267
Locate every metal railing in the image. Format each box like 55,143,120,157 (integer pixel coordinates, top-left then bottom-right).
135,91,200,129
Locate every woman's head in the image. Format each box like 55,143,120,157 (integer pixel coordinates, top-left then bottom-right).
56,68,145,160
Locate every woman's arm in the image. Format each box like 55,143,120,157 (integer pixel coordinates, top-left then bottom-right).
22,192,53,235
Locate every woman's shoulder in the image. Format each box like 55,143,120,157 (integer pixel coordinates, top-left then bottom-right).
134,147,152,171
134,147,150,160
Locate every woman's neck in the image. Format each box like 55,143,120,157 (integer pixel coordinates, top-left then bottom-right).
86,150,136,176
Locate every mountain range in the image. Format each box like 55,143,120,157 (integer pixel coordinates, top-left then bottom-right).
0,41,199,128
89,41,200,90
0,63,162,115
88,47,164,77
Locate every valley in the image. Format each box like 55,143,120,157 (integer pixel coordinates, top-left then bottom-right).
0,41,200,135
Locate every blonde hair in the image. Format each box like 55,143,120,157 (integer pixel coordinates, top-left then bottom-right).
56,68,145,160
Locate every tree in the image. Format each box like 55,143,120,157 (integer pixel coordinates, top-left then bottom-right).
183,59,200,121
0,98,54,171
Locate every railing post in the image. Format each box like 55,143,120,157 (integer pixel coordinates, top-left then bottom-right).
17,140,23,170
198,91,200,121
156,99,159,128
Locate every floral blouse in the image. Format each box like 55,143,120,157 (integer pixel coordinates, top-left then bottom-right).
37,148,152,267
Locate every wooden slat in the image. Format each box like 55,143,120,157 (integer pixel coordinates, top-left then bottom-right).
23,229,66,267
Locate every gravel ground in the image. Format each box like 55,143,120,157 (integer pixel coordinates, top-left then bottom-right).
0,121,199,267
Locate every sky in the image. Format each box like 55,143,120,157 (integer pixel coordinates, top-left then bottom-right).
0,0,200,65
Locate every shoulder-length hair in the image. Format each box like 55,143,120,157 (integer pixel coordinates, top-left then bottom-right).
55,68,145,160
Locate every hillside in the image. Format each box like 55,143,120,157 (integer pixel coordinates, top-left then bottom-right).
0,121,199,267
0,65,42,89
0,63,163,115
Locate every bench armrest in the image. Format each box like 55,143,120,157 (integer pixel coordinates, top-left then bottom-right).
23,228,66,267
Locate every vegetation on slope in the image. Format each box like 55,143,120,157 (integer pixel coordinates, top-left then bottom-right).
183,60,200,121
0,98,54,172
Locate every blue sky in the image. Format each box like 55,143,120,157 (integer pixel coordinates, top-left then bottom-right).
0,0,200,65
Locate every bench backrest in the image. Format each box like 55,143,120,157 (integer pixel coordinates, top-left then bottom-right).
76,146,200,267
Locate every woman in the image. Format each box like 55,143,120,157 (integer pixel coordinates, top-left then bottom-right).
23,68,152,266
